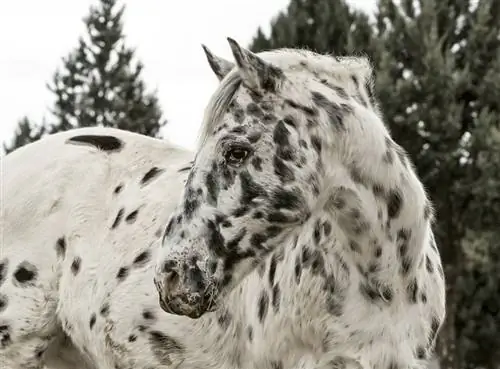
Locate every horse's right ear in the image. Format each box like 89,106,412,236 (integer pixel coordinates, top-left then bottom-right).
201,45,234,81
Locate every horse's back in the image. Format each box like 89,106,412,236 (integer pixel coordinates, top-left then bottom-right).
1,127,193,368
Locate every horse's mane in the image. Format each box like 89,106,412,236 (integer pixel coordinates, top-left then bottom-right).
196,48,376,150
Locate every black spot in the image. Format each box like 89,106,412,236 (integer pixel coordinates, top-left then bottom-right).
267,211,295,223
266,226,282,239
247,102,264,118
67,135,123,152
257,291,269,322
372,183,385,198
323,221,332,236
311,91,349,129
183,186,201,220
383,149,394,164
34,345,46,359
250,233,267,249
309,250,325,276
13,261,38,285
271,361,283,369
0,260,7,287
128,334,137,342
221,219,232,228
89,314,96,329
217,309,232,329
125,210,139,224
270,188,305,213
133,251,151,267
71,257,81,275
233,205,250,218
294,256,302,284
163,217,175,239
247,326,253,341
284,99,318,116
421,292,428,304
0,294,7,313
360,282,380,302
311,136,322,154
251,156,263,171
148,331,184,365
239,171,267,205
387,189,403,219
206,220,225,256
268,254,278,285
116,267,129,281
310,225,322,248
430,316,441,342
271,284,280,312
178,165,191,173
416,345,427,359
349,240,361,253
141,167,165,186
226,228,247,250
0,324,12,348
273,120,290,146
205,167,220,205
333,85,349,100
324,275,344,316
330,357,349,369
114,184,123,194
100,303,110,317
273,156,295,182
406,278,419,304
425,255,434,273
143,309,156,320
111,208,124,229
55,237,66,258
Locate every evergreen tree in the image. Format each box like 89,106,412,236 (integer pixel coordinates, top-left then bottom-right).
3,117,47,154
47,0,166,137
4,0,166,155
250,0,376,57
251,1,500,368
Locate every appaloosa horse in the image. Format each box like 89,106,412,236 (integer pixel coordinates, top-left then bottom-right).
1,38,445,369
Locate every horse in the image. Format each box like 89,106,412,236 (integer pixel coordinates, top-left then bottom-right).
154,38,446,369
0,38,445,369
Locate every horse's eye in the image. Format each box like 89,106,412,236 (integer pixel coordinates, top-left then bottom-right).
224,147,251,166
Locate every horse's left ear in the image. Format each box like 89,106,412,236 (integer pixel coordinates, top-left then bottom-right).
202,45,235,81
227,37,284,93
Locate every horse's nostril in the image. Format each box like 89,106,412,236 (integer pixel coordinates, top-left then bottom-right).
166,270,179,286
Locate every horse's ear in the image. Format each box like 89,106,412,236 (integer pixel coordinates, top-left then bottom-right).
226,37,284,93
202,45,234,81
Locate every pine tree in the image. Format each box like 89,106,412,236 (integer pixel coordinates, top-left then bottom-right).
250,0,376,57
3,117,47,154
47,0,166,137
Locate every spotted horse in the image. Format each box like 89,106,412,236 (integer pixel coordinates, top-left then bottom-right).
0,38,445,369
154,38,446,369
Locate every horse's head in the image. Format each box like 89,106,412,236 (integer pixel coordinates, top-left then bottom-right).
154,38,378,318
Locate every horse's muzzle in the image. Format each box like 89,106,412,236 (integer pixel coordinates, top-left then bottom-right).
154,273,216,319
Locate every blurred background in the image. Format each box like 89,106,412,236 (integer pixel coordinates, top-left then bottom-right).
1,1,499,368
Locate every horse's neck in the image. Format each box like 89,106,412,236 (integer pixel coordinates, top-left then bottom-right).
187,162,433,362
